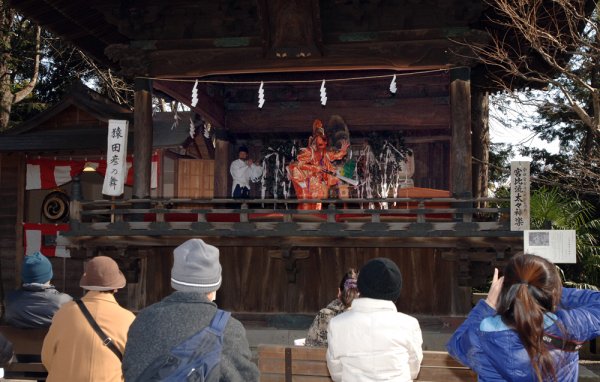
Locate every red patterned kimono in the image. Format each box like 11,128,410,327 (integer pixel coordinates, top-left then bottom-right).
288,143,348,210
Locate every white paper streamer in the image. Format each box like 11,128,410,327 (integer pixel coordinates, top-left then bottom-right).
389,74,397,94
258,81,265,108
189,118,195,139
191,80,199,107
320,80,327,106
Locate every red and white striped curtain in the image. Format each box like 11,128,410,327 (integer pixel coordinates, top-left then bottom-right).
26,155,159,190
23,223,70,258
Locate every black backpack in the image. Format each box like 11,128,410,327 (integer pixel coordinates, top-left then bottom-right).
136,309,231,382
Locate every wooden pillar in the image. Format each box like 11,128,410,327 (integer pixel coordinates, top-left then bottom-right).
450,260,472,315
214,128,231,198
471,89,490,203
15,153,25,287
450,68,472,198
133,78,153,199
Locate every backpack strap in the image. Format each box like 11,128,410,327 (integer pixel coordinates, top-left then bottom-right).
542,332,584,352
209,309,231,334
75,299,123,361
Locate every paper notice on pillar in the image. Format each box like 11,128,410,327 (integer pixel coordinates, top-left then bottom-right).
510,161,530,231
524,230,576,263
102,120,129,196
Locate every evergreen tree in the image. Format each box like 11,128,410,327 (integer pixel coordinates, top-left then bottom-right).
474,1,600,202
0,2,132,130
0,0,40,130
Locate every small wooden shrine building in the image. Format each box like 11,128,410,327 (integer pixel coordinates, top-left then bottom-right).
2,0,577,317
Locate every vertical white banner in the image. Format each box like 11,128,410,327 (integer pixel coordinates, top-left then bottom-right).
510,161,530,231
102,119,129,196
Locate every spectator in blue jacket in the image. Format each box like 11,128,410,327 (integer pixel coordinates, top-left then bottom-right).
447,253,600,382
5,252,72,328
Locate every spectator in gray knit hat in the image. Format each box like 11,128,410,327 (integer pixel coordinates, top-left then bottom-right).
123,239,259,382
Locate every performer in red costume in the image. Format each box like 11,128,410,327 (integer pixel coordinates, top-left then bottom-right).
287,119,350,210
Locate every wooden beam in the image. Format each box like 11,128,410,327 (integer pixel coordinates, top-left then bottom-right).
449,68,472,197
193,135,212,159
257,0,322,59
136,39,478,77
225,98,450,133
471,89,489,201
109,28,484,52
15,154,25,287
153,81,225,129
223,76,450,103
133,78,153,198
60,235,523,250
213,130,231,198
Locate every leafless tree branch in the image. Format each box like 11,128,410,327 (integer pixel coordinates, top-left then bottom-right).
12,25,40,104
460,0,599,137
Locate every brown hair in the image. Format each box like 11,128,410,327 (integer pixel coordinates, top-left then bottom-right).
339,268,359,308
496,253,563,382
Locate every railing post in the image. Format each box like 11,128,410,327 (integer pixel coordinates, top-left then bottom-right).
69,175,82,226
327,203,336,223
69,200,81,226
155,201,165,223
417,201,425,223
240,202,249,223
372,212,380,223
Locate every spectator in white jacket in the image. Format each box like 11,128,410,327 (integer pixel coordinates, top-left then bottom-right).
326,257,423,382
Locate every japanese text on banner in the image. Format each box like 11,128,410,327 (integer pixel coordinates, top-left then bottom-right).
510,161,530,231
102,120,129,196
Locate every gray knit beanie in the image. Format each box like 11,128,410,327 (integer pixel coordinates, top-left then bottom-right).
171,239,222,293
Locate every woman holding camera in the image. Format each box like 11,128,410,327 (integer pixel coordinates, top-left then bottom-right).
447,253,600,381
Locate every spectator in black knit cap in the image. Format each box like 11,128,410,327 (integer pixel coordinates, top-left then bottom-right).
326,257,423,382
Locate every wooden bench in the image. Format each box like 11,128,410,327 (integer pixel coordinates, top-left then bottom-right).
258,345,476,382
0,326,48,381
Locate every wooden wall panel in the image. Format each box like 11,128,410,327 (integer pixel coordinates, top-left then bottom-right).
20,244,466,316
176,159,215,198
217,246,460,315
47,257,85,299
411,141,449,190
39,106,106,130
133,247,173,309
0,155,19,314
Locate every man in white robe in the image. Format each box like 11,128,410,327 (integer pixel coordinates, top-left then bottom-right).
230,146,263,198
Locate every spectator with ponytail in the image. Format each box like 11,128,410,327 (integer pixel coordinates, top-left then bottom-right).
447,253,600,381
305,268,359,346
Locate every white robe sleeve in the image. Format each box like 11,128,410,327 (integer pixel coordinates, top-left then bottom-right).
230,160,249,182
230,160,250,195
249,163,263,182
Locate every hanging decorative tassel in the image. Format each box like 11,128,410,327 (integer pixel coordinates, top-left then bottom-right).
171,109,181,130
203,121,212,138
320,80,327,106
191,80,199,107
389,74,397,94
189,118,195,139
274,153,280,198
258,81,265,108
